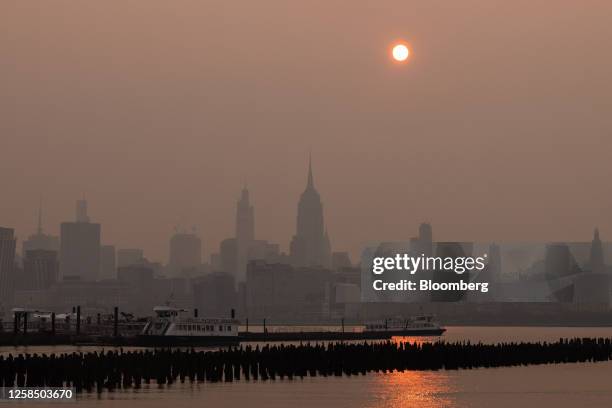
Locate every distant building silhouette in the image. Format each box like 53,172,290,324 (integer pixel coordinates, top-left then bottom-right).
169,232,202,275
247,240,282,263
60,200,101,281
193,272,237,317
0,227,17,314
331,252,352,270
430,242,474,302
22,200,60,255
118,264,154,315
99,245,116,280
246,260,332,320
410,222,433,256
117,248,144,268
19,249,59,290
219,238,238,274
289,156,331,268
235,187,255,281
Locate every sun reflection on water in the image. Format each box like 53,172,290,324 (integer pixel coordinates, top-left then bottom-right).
364,368,455,408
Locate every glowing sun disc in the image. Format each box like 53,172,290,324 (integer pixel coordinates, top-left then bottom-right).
392,44,410,62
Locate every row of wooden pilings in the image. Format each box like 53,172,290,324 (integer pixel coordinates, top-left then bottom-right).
1,338,612,392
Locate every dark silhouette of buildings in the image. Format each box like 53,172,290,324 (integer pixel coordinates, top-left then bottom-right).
331,252,352,270
219,238,238,275
246,260,332,321
0,227,17,315
168,231,202,275
118,264,155,315
117,248,144,268
192,272,237,317
20,249,59,290
235,187,255,281
410,222,433,257
217,186,288,282
430,242,473,302
247,240,282,263
99,245,116,280
22,200,60,255
289,156,331,268
60,200,101,281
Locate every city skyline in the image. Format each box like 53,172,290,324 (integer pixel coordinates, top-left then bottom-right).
2,155,610,265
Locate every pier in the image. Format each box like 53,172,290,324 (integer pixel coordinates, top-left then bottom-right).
0,330,425,346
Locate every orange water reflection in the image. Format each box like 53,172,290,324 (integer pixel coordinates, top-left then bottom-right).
365,368,455,408
390,335,442,346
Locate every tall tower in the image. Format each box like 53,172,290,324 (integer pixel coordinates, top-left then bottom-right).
168,231,202,275
236,187,255,244
60,199,101,281
235,186,255,281
289,155,331,268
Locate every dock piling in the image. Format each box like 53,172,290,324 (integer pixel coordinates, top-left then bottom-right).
113,307,119,337
76,306,81,335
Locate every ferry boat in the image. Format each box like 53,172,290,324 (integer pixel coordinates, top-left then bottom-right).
364,315,446,336
138,306,240,346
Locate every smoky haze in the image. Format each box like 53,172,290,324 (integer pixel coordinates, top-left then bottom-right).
1,1,611,262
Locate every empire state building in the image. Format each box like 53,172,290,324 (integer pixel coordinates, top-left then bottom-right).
289,156,332,268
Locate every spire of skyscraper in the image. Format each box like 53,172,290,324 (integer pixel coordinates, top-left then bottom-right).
306,152,314,190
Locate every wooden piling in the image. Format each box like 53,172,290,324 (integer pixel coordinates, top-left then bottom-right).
113,307,119,337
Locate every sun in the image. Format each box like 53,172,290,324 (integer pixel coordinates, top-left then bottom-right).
392,44,410,62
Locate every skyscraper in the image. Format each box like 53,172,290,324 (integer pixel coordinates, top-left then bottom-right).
220,238,238,275
0,227,17,315
99,245,116,280
21,249,59,290
236,186,255,246
60,200,101,281
22,200,60,255
168,231,202,275
235,186,255,281
289,156,331,268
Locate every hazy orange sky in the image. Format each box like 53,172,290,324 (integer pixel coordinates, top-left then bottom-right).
2,1,611,262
